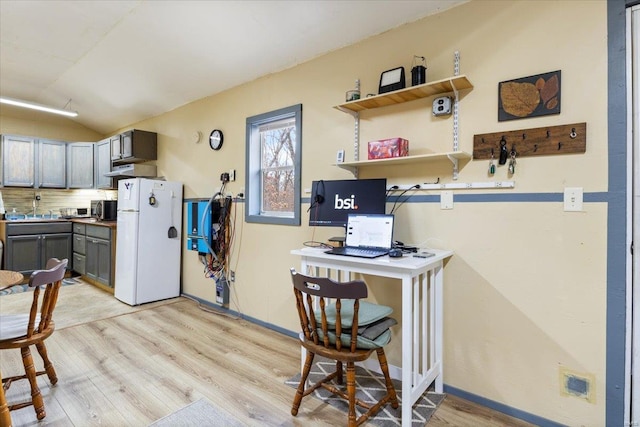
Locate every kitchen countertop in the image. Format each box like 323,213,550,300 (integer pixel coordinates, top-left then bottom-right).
0,218,117,228
71,218,117,228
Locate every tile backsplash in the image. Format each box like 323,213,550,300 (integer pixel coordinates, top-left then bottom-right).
0,188,117,217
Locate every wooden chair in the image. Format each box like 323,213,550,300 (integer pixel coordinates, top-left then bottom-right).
290,268,399,426
0,258,68,421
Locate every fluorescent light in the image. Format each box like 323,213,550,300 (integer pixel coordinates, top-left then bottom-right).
0,96,78,117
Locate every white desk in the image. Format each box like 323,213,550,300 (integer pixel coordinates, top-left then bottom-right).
291,247,453,427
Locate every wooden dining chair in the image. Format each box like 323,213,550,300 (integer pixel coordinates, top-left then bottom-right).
290,268,399,426
0,258,68,421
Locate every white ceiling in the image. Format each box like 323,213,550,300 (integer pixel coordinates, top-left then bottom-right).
0,0,466,135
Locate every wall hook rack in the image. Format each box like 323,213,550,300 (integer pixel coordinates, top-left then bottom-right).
472,122,586,160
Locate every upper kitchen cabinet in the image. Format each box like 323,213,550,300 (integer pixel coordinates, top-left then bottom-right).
111,129,157,165
2,135,71,188
67,142,94,188
38,139,67,188
1,134,36,187
95,138,114,189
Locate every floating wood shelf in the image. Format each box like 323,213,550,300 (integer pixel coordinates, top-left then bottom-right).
334,151,471,176
334,75,473,113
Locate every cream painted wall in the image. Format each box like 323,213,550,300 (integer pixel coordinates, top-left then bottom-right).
0,108,104,142
23,1,606,425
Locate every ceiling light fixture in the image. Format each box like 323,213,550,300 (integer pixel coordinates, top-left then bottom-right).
0,96,78,117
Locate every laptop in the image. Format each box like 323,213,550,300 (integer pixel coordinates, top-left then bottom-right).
325,214,394,259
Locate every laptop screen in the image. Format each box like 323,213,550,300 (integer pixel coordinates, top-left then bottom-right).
345,214,394,249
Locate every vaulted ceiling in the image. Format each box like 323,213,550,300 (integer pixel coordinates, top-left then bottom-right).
0,0,466,135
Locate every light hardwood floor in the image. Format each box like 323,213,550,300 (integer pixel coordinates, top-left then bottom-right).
0,283,534,427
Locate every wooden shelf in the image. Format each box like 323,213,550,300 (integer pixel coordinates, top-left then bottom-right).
334,151,471,175
334,75,473,113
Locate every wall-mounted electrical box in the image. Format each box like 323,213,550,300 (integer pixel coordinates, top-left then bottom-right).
216,275,230,305
186,201,220,253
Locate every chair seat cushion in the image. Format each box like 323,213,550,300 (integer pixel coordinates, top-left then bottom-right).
312,300,396,349
357,316,398,340
315,328,392,350
316,300,393,328
0,314,39,341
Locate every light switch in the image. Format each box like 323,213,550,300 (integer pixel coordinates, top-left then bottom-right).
441,191,453,210
564,187,583,212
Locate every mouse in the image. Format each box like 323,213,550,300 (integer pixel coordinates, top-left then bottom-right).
388,248,403,258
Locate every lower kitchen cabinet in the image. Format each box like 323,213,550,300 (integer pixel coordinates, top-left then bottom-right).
73,222,115,292
72,223,86,275
3,222,72,276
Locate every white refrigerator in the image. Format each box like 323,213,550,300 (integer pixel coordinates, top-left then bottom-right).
114,178,183,305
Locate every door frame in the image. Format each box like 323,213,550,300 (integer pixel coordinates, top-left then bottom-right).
627,4,639,426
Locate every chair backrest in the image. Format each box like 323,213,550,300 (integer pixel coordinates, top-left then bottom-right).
26,258,68,337
290,268,367,353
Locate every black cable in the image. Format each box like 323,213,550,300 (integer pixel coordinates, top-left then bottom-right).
308,180,325,212
390,184,420,214
303,241,333,249
386,185,399,198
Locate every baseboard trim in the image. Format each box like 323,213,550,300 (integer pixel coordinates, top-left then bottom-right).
443,385,566,427
181,291,564,427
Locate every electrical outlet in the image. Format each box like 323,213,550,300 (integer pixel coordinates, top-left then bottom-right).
564,187,583,212
441,191,453,210
230,270,235,282
229,169,236,182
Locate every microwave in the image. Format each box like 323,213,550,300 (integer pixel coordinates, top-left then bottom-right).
92,200,118,221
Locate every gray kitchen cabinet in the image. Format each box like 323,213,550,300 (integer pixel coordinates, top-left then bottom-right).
1,135,69,189
3,222,72,276
38,139,67,188
94,138,114,189
72,223,86,275
1,134,36,187
111,129,157,164
67,142,94,188
84,224,113,288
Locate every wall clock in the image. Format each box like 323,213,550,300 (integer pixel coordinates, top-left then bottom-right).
209,129,224,150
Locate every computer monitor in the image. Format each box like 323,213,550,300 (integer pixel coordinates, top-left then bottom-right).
309,178,387,228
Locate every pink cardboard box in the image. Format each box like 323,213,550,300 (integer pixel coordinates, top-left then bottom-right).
367,138,409,160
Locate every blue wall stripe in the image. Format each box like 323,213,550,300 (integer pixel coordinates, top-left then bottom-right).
606,1,629,426
301,191,610,205
185,193,610,205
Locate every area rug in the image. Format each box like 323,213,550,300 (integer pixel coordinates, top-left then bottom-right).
149,398,245,427
0,276,79,296
285,358,446,426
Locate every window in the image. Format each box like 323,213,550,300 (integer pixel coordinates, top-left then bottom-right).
245,104,302,225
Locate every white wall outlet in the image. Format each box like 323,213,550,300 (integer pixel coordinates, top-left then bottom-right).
441,191,454,210
229,169,236,182
336,149,345,163
433,96,452,116
564,187,583,212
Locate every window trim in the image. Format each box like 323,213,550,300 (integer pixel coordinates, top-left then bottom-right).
245,104,302,225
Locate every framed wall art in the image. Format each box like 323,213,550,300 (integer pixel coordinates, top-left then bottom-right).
498,70,561,121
